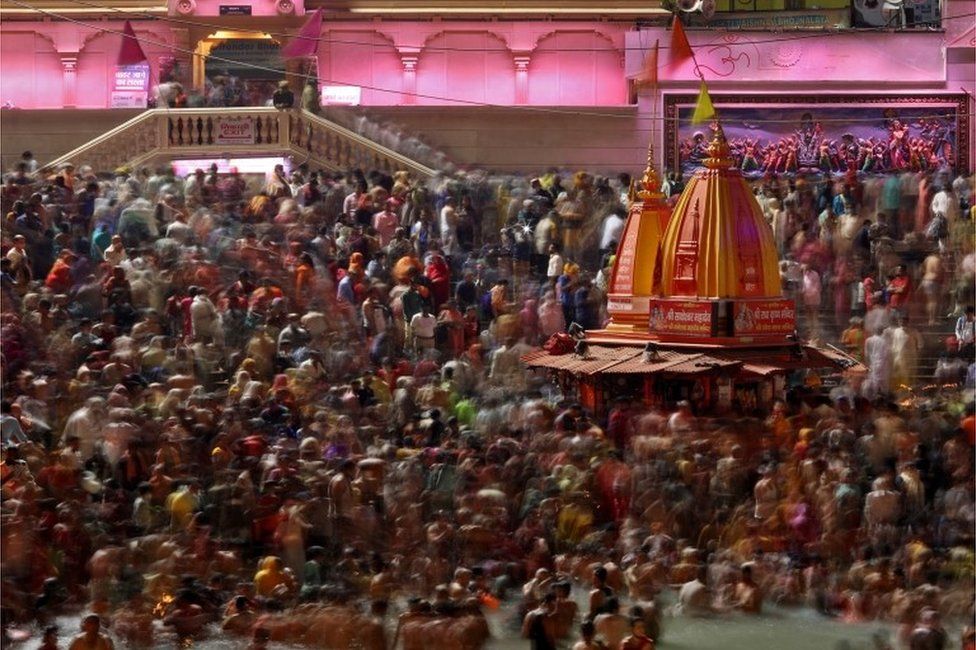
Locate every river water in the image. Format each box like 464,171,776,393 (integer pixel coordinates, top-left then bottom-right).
18,602,964,650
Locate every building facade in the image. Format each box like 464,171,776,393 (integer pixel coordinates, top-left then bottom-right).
0,0,971,172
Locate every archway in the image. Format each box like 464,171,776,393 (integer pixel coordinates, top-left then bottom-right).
416,31,514,106
0,31,63,108
317,30,401,105
193,30,283,105
528,31,625,106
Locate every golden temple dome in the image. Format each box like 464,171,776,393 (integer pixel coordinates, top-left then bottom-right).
652,124,781,300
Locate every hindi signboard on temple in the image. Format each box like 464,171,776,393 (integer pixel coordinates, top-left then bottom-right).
215,118,255,144
111,63,149,108
207,39,282,80
732,299,796,336
648,299,715,337
612,218,640,294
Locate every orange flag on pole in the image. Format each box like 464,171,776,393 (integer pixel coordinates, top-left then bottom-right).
669,15,694,68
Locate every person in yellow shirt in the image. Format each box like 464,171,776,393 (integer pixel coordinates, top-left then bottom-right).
254,556,290,598
556,494,594,547
165,481,200,532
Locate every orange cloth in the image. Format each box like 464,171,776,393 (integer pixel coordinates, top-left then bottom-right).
45,258,73,292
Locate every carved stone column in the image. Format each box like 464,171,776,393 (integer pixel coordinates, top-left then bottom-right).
60,53,79,108
398,47,420,105
513,52,531,105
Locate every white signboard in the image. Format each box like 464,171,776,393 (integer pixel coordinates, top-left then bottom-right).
111,91,148,108
321,85,361,106
215,118,256,145
114,64,151,91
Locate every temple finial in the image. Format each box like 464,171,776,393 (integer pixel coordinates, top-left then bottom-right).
637,133,664,200
703,120,733,170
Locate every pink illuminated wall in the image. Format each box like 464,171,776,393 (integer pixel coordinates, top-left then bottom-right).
528,31,626,105
166,0,305,17
76,29,174,107
1,9,971,174
76,36,112,109
316,30,404,105
314,21,627,107
1,22,175,109
0,19,627,108
416,32,516,106
1,32,64,108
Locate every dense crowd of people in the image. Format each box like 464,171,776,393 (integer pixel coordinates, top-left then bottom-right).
0,143,974,650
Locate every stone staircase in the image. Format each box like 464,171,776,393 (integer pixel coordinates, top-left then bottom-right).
38,107,437,179
800,303,962,387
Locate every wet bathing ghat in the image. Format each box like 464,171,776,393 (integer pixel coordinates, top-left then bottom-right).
36,107,436,180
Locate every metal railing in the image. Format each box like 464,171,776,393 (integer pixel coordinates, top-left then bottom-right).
38,107,437,179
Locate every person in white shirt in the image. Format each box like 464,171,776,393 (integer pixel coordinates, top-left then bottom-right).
103,235,129,267
439,196,459,257
864,476,901,527
599,211,625,255
534,211,558,273
930,185,959,223
547,244,565,287
288,171,304,201
667,400,696,435
5,235,31,295
410,303,437,356
190,290,222,346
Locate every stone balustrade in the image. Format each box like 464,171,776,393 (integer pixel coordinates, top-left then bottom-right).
39,107,436,178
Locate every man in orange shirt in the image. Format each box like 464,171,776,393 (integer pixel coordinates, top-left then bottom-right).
45,249,77,293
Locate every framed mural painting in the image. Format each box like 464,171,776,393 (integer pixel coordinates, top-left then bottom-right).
664,93,970,179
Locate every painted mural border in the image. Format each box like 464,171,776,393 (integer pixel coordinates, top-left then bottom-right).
663,92,971,176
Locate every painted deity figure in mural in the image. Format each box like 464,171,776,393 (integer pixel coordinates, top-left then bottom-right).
887,118,910,170
795,114,823,170
679,105,959,178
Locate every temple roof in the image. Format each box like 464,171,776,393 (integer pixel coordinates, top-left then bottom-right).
652,124,781,300
603,135,671,331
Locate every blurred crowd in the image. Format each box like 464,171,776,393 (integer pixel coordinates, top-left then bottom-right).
0,145,974,649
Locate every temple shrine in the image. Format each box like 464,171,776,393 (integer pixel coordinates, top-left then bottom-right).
524,124,864,415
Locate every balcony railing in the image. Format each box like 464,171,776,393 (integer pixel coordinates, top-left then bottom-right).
39,106,437,178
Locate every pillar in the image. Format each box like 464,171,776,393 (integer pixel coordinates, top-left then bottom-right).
192,39,216,91
166,27,193,86
398,47,420,105
60,53,78,108
513,53,530,105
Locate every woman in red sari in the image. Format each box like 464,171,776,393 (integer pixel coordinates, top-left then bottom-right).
425,253,451,310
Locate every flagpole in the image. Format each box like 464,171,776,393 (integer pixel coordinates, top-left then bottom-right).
652,70,660,182
679,12,719,123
